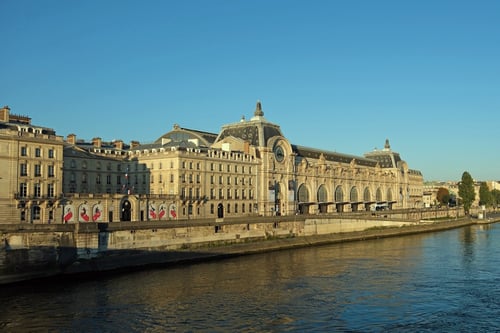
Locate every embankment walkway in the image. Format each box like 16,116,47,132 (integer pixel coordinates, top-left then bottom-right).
67,217,483,276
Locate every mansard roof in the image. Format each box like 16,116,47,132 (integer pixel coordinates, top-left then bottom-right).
0,122,18,131
127,103,419,175
214,101,283,147
74,141,131,151
0,106,57,135
292,145,378,167
0,120,57,136
155,124,217,147
363,139,402,168
292,139,421,172
409,169,423,176
63,144,124,161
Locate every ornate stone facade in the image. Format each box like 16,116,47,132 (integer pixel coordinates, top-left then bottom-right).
1,102,424,223
127,101,423,219
0,106,64,223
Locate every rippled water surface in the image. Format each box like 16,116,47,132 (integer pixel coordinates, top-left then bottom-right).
2,223,500,332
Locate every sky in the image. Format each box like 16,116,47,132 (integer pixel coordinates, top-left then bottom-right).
2,0,500,182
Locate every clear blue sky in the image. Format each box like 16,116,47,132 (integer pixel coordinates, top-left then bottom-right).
2,0,499,182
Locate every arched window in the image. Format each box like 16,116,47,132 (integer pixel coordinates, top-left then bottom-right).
350,186,358,202
363,187,371,202
317,185,328,202
335,186,344,202
297,184,309,203
387,188,393,202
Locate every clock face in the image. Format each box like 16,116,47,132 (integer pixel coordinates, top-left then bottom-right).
274,145,285,162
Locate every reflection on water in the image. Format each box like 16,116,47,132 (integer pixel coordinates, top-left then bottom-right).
2,224,500,332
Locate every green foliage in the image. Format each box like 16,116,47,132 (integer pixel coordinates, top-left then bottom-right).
458,171,475,214
479,182,492,206
436,187,450,205
492,189,500,208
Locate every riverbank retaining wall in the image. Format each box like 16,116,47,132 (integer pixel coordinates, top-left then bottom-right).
0,210,480,285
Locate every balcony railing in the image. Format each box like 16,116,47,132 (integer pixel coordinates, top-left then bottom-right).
14,193,56,201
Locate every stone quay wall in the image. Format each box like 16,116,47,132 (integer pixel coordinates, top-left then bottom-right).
0,208,477,285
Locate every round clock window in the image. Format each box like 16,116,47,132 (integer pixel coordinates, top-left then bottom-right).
274,146,285,162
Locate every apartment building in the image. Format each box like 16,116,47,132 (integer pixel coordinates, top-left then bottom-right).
1,102,424,223
0,106,64,223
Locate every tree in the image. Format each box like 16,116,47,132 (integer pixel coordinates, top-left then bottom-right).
458,171,475,214
491,189,500,208
436,187,450,206
479,182,492,207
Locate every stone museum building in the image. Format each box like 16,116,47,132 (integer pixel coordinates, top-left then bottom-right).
0,102,423,223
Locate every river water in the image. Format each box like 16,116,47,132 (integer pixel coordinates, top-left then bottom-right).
1,223,500,332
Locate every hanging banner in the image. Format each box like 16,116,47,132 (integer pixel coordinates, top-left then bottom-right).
169,204,177,219
92,203,104,222
63,205,75,223
158,203,167,220
78,204,90,222
148,203,157,220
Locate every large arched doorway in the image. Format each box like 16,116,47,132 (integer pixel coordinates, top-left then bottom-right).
297,184,310,214
363,187,373,211
375,187,388,210
335,185,345,212
317,185,328,213
121,200,131,221
387,188,394,209
350,186,359,212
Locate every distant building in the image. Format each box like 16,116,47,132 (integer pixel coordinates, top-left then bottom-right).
423,180,486,208
486,181,500,192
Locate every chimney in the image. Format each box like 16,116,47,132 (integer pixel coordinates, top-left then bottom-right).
0,106,10,122
92,137,102,148
113,139,123,150
66,134,77,145
130,140,140,149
